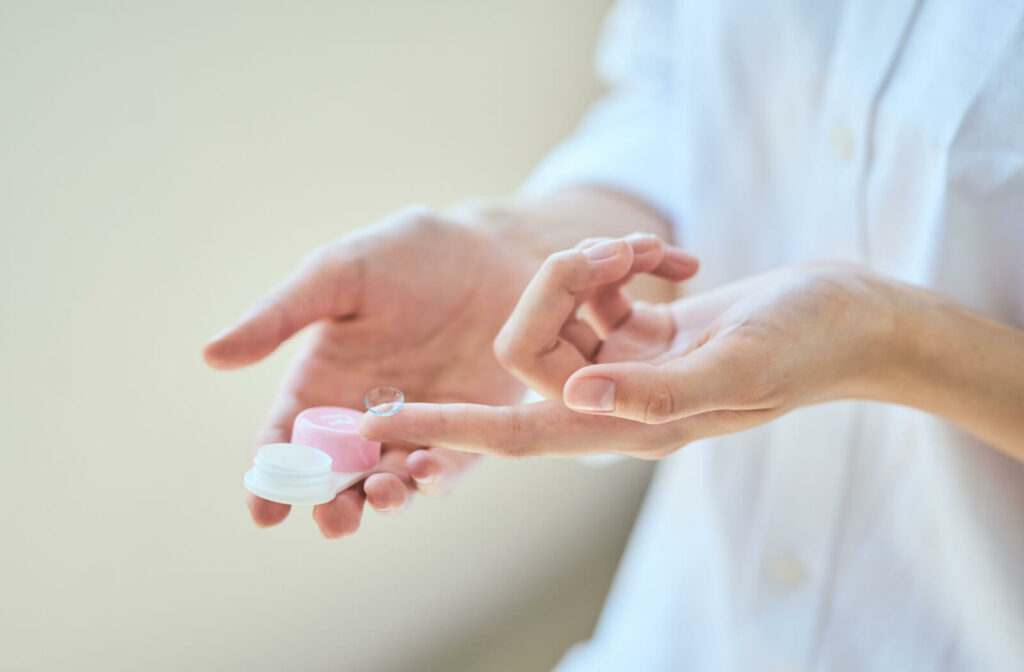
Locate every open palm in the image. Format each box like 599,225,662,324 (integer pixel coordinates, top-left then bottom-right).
204,208,537,536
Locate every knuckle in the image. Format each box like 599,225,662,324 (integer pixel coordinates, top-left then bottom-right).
492,330,513,366
643,382,678,424
492,328,531,372
627,231,661,246
626,231,662,251
396,206,449,237
494,408,528,460
541,249,586,286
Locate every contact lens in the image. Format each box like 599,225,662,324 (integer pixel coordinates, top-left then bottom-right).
364,386,405,416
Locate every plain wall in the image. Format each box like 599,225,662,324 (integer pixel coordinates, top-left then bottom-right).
0,2,657,671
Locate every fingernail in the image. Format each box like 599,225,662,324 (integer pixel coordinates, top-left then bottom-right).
625,232,658,252
583,239,624,261
377,506,393,513
413,475,438,485
565,378,616,412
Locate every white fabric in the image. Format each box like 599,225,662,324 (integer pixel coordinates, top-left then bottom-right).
523,1,1024,670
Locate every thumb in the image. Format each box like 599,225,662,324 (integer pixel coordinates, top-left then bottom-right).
203,248,359,369
562,348,733,424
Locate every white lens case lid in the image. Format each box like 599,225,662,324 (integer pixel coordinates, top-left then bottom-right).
244,443,366,506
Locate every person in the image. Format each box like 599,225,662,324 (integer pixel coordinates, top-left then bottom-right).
203,0,1024,669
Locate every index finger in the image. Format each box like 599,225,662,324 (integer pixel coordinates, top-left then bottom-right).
493,239,635,397
358,400,676,459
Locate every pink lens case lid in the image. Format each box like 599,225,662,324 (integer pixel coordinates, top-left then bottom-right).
291,406,381,472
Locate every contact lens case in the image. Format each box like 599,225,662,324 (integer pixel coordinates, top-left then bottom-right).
243,388,404,505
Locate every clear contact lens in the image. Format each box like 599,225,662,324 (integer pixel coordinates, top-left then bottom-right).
364,386,405,416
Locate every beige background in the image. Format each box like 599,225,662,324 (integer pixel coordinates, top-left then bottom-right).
0,1,661,671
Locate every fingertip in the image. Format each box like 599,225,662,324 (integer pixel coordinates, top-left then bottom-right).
203,338,238,370
406,449,442,485
247,493,291,528
579,240,635,288
408,448,480,495
364,472,409,513
203,319,262,369
658,249,700,280
313,489,365,539
624,232,663,255
581,238,632,263
678,250,700,272
204,322,279,369
359,408,421,444
358,412,388,441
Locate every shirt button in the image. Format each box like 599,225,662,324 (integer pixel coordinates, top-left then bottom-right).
828,124,855,160
769,554,807,587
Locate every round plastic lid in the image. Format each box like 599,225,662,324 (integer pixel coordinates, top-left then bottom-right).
290,407,381,472
243,443,336,505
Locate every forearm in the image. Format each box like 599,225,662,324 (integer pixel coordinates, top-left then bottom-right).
462,186,678,303
493,186,674,257
875,283,1024,460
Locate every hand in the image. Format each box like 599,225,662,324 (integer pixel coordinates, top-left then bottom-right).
203,205,539,537
360,238,897,458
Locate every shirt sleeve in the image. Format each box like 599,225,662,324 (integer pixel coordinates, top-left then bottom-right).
519,0,679,226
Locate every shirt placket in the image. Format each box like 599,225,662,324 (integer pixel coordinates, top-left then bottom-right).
747,2,924,671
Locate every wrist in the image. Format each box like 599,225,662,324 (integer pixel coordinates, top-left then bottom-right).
864,279,1024,454
447,197,550,265
857,276,963,407
817,267,909,402
449,187,681,303
451,187,676,257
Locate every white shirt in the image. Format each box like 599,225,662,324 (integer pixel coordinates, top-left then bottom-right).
522,1,1024,670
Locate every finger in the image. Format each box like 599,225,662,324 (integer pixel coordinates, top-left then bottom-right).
585,234,698,334
406,447,480,496
203,246,361,369
562,342,742,423
576,234,698,283
312,487,366,539
559,318,602,362
363,445,417,513
363,473,409,514
572,236,614,250
493,239,635,396
244,386,309,527
246,492,290,528
650,247,700,282
245,420,293,527
359,400,671,458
